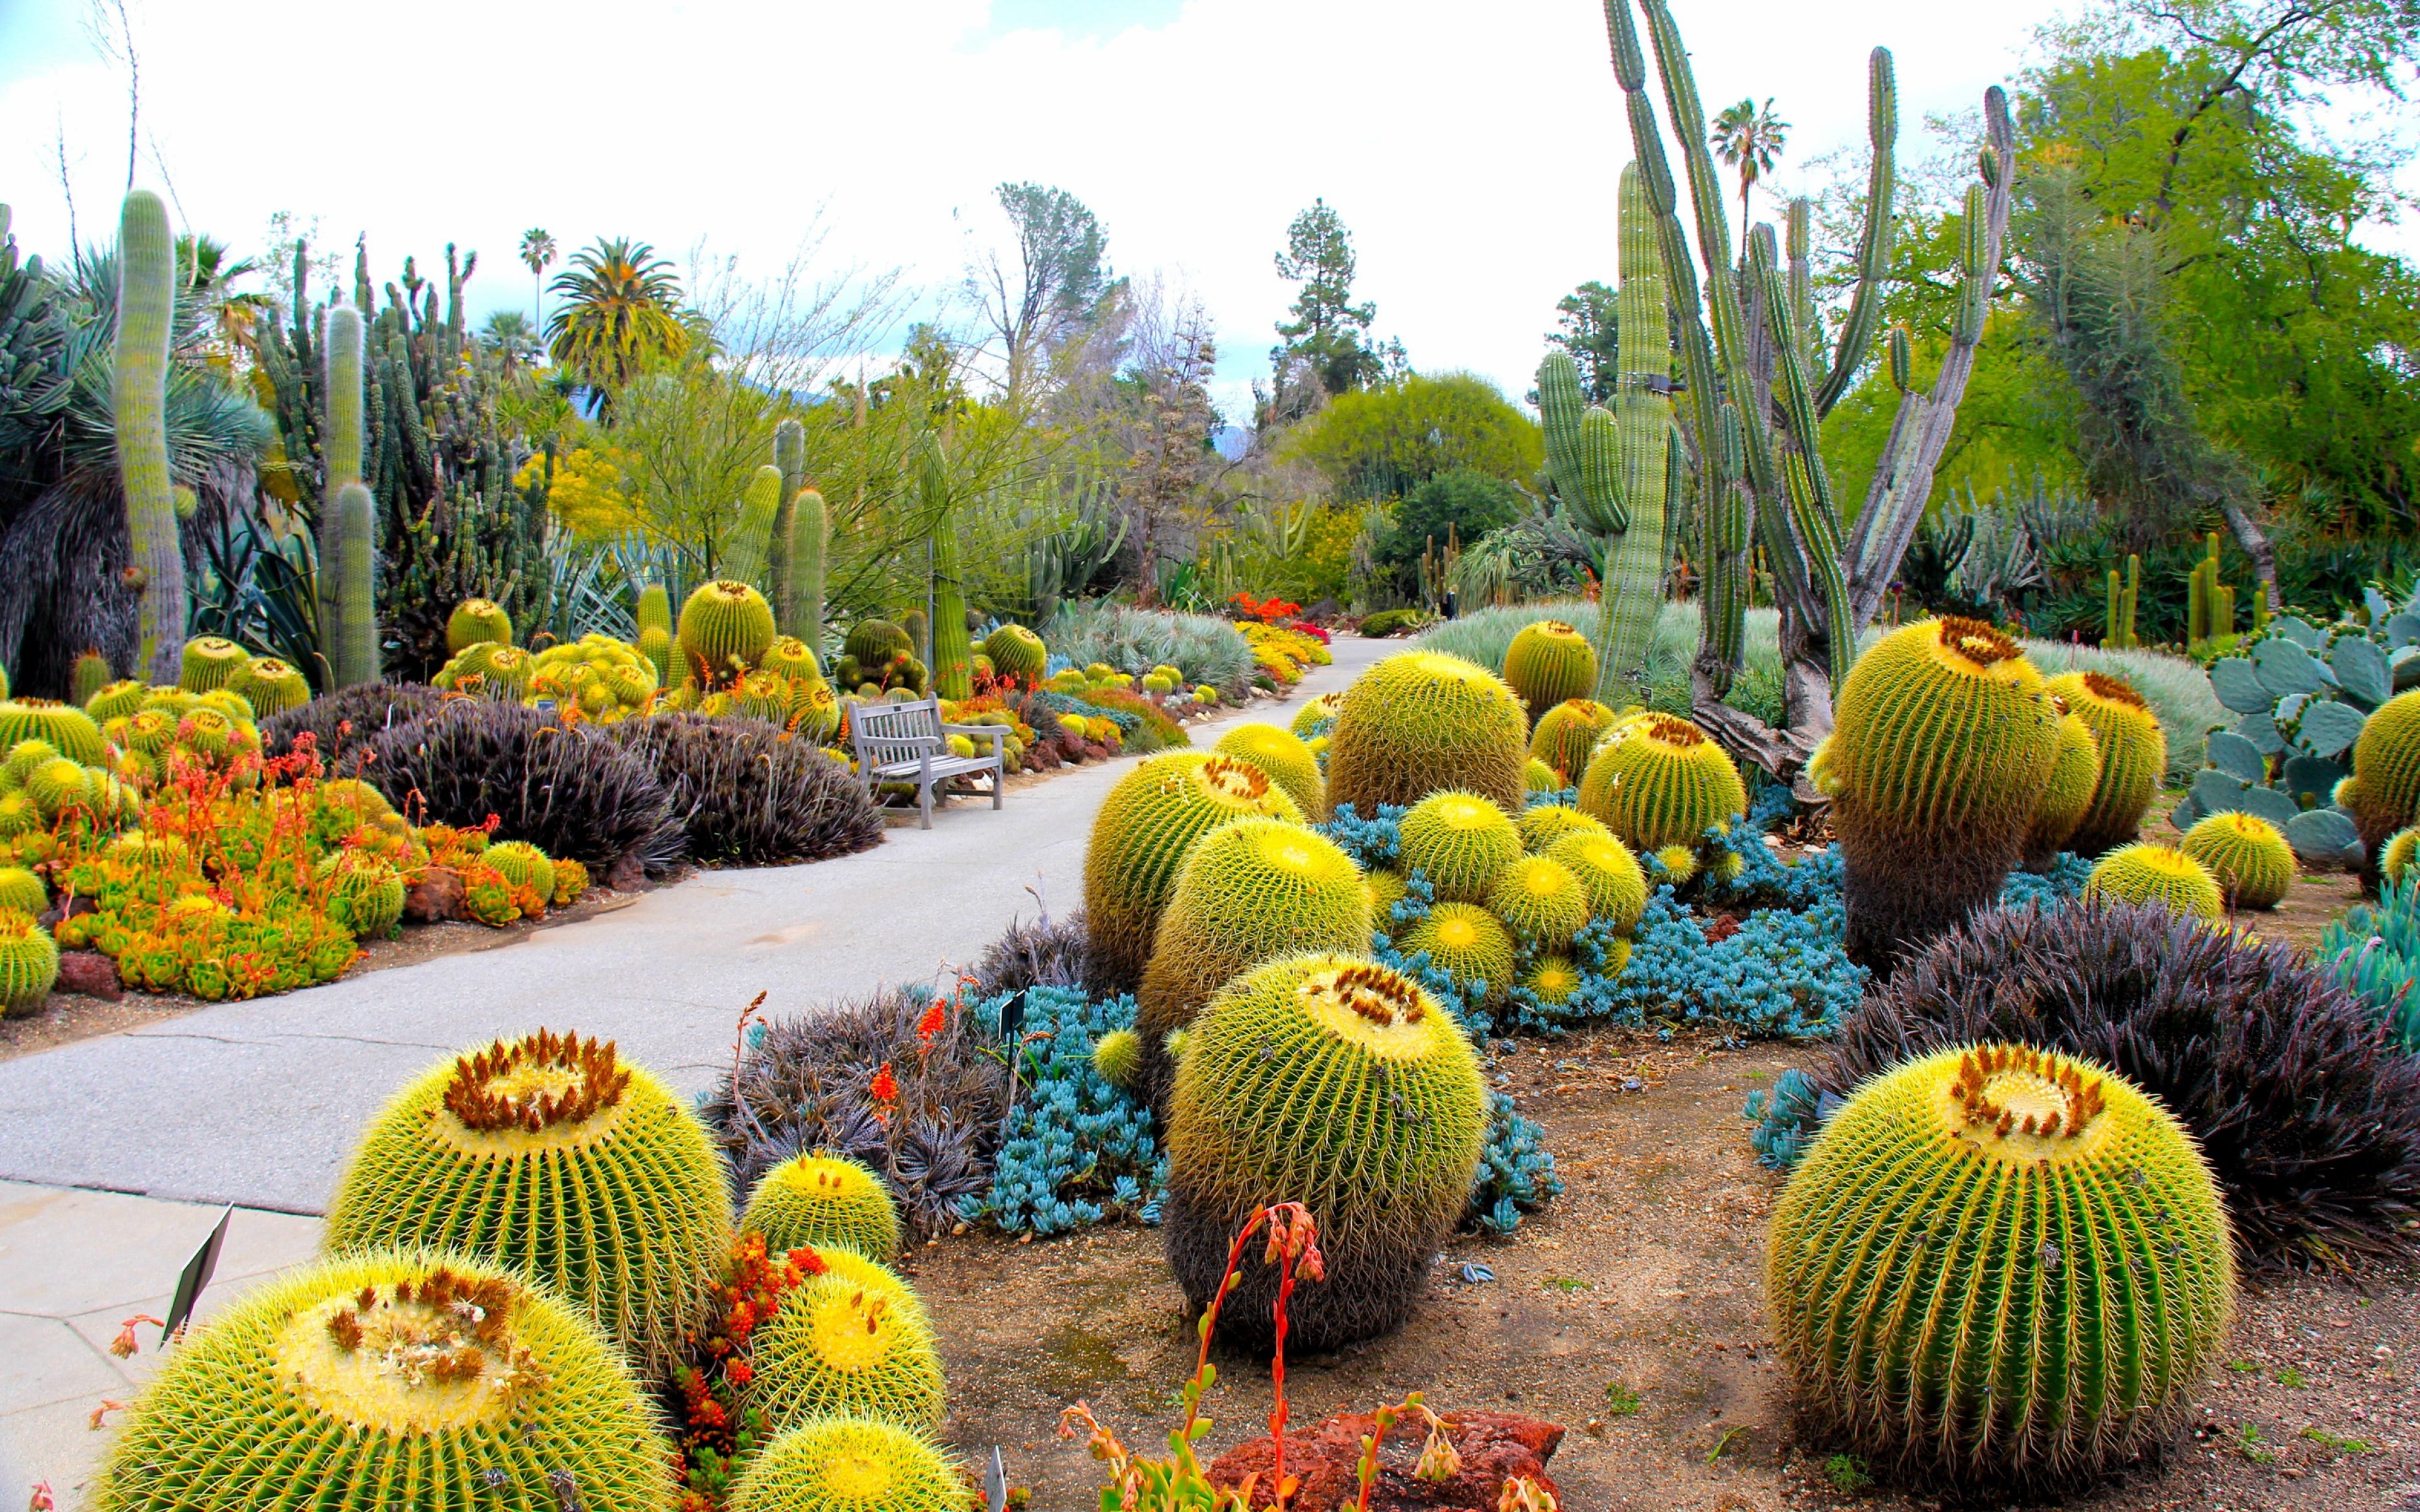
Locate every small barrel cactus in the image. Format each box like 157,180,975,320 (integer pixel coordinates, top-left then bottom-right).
1517,802,1608,854
1501,619,1598,719
178,634,250,693
1397,901,1517,1008
2342,688,2420,862
446,597,514,653
1091,1026,1143,1091
1213,723,1324,816
1545,828,1648,935
679,581,779,685
1325,651,1529,816
322,1029,732,1375
747,1261,947,1431
743,1153,902,1263
727,1418,963,1512
982,623,1047,685
2046,669,2167,856
0,908,59,1015
2086,842,2226,922
0,864,45,915
1768,1044,2233,1484
1165,953,1486,1351
1397,789,1523,903
1529,697,1620,785
1487,855,1589,949
315,851,405,939
0,700,106,765
1577,712,1746,854
481,839,555,899
2180,811,2295,910
1083,753,1303,990
90,1251,677,1512
2022,702,2102,869
2384,826,2419,887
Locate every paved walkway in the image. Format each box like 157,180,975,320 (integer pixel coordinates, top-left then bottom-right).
0,636,1388,1216
0,634,1392,1511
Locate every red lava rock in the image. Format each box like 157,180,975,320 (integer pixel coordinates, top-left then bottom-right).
53,949,121,1002
403,867,465,924
1702,911,1744,944
605,851,650,893
1207,1409,1563,1511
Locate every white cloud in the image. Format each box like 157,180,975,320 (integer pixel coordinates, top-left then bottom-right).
3,0,2401,422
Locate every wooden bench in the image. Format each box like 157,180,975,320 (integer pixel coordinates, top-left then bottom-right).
845,697,1005,829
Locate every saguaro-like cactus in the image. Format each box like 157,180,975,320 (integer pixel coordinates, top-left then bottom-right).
318,304,365,639
1599,163,1674,704
1596,0,2014,782
931,520,972,701
330,483,379,685
2102,554,2140,649
723,464,783,588
792,486,827,663
113,191,183,685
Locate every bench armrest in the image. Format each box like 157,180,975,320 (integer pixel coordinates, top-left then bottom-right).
941,724,1006,754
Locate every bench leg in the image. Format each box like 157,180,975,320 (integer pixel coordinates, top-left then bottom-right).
992,760,1003,810
918,776,933,828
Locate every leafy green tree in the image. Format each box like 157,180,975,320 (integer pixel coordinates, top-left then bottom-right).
545,237,688,393
1547,280,1620,404
1379,468,1524,576
967,182,1118,391
1282,372,1542,501
1270,198,1387,399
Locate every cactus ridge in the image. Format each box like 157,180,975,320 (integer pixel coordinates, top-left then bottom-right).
982,624,1047,685
0,701,105,766
1397,789,1523,903
2045,670,2167,856
2179,811,2295,911
322,1029,732,1375
1576,713,1746,853
1082,752,1305,990
1163,953,1486,1351
743,1153,902,1263
1324,652,1529,816
91,1250,677,1512
445,598,514,655
1768,1044,2233,1484
1136,816,1370,1107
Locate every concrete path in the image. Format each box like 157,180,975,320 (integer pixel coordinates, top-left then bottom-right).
0,634,1391,1216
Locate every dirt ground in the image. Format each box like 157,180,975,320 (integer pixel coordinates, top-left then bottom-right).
0,886,639,1062
908,1029,2420,1512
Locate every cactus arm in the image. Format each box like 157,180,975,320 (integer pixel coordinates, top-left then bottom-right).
1537,352,1588,506
723,464,783,587
771,417,805,635
112,191,185,685
793,487,827,667
1812,49,1898,417
330,482,379,686
1597,161,1675,703
319,304,364,641
1758,254,1855,691
1844,88,2015,631
930,517,972,702
1786,198,1820,375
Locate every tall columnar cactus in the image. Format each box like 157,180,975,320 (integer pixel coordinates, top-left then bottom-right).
724,464,785,588
930,525,972,702
2102,554,2140,649
635,581,672,639
318,304,365,641
1596,0,2014,782
1600,162,1674,703
1768,1044,2233,1484
771,416,806,635
792,487,829,656
328,484,379,687
1828,617,2062,972
112,191,183,686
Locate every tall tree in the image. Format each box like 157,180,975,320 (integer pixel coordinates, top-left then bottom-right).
1710,98,1789,249
1119,291,1221,602
966,182,1115,392
545,236,686,394
519,227,555,328
1546,280,1620,404
1270,199,1388,399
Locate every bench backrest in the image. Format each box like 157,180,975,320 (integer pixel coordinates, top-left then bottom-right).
850,697,943,767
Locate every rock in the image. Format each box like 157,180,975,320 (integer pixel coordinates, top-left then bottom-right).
605,850,650,893
1207,1409,1563,1511
403,866,465,924
53,949,121,1002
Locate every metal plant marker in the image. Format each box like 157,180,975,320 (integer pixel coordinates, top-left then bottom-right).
160,1205,233,1344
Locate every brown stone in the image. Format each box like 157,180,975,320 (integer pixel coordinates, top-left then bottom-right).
605,850,650,893
53,950,121,1002
403,867,465,924
1206,1408,1563,1511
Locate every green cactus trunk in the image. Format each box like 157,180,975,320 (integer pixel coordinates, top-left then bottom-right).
2102,555,2140,649
792,488,827,664
771,418,805,637
930,529,972,702
112,192,185,685
330,483,379,686
1595,164,1673,706
635,581,672,639
319,304,364,641
723,464,783,588
71,651,113,707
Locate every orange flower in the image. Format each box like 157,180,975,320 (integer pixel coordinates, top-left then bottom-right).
870,1062,897,1103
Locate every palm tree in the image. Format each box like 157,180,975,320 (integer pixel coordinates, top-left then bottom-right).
519,227,556,328
544,236,688,394
481,310,539,375
1710,97,1790,250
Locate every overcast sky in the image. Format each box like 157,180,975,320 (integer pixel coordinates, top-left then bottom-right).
0,0,2406,419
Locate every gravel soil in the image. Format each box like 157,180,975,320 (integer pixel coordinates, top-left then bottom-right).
905,1028,2419,1511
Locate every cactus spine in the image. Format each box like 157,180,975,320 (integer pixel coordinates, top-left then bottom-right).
113,192,183,685
930,526,972,701
771,417,805,636
329,484,379,686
